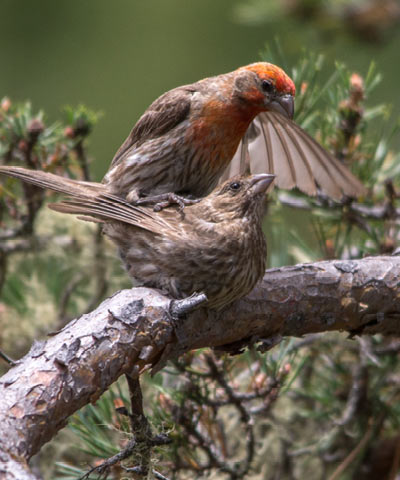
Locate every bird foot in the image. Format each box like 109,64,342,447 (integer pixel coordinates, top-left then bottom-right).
169,292,208,321
135,193,201,212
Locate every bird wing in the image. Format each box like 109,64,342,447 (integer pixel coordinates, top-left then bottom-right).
110,85,197,167
50,192,183,236
49,197,171,234
222,111,366,200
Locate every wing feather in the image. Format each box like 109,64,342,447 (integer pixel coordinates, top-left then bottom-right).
249,115,296,190
49,198,158,233
279,114,365,197
220,111,366,200
262,113,297,187
50,194,182,237
52,192,176,234
266,113,317,196
258,114,274,174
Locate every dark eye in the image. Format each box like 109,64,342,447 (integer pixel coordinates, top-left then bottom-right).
261,79,274,93
229,182,241,191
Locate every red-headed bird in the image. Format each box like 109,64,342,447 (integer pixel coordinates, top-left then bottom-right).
103,62,365,208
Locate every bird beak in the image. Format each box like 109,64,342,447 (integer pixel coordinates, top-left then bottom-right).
249,174,275,194
268,94,294,119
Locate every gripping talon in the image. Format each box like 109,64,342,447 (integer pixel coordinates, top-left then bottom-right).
153,201,172,212
135,192,200,211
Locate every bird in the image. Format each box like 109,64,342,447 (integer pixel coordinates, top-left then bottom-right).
0,166,274,310
103,62,366,209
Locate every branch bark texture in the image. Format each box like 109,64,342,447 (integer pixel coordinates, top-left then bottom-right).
0,255,399,479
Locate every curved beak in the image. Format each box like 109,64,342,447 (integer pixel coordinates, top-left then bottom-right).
249,174,275,194
268,94,294,119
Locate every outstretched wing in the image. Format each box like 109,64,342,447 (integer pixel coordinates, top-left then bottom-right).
222,111,366,200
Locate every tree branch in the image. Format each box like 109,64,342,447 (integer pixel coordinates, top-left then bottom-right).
0,255,399,479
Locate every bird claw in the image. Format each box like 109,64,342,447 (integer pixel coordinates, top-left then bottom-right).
153,199,178,212
135,193,200,212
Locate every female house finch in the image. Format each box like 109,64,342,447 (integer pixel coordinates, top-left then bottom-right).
104,62,365,207
0,166,273,310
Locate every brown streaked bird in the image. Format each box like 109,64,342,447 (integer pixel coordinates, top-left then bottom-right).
0,166,274,310
103,62,366,207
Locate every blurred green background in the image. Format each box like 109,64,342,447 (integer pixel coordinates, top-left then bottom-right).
1,0,399,180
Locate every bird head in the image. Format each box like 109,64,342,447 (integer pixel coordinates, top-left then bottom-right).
205,174,275,220
233,62,295,119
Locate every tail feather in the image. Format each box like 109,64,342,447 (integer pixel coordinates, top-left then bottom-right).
0,165,174,234
0,166,104,197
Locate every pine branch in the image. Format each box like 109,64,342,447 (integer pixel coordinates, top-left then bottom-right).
0,255,399,479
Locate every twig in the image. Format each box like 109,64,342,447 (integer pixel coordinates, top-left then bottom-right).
74,139,91,182
123,466,171,480
328,417,377,480
125,375,153,475
78,376,170,479
278,192,400,221
376,339,400,355
0,349,16,366
388,436,400,480
335,363,368,426
0,238,35,254
57,273,84,326
84,225,108,314
177,409,236,476
173,359,278,407
205,353,255,478
78,437,137,480
0,250,7,297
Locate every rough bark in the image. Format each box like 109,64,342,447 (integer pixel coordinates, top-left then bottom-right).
0,255,399,479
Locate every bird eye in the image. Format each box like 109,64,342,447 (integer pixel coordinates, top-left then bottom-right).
229,182,241,191
261,79,274,93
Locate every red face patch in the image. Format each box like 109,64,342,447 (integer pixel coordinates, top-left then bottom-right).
241,62,296,96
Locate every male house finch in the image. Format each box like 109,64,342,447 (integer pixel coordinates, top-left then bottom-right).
104,62,365,207
0,166,273,310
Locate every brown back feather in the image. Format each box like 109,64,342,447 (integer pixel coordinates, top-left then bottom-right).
110,85,197,167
